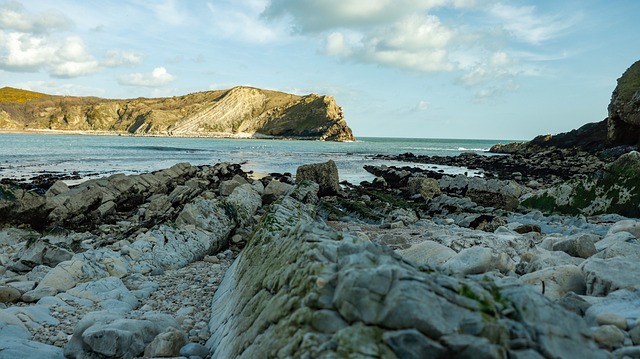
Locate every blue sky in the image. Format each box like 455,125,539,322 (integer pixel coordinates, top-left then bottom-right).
0,0,638,140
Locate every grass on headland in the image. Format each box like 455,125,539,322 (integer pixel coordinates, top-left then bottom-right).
0,87,49,103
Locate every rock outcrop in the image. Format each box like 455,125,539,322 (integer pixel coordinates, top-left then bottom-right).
0,86,355,141
608,60,640,146
207,182,609,358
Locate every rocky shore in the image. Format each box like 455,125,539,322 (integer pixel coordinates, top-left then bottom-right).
1,145,640,358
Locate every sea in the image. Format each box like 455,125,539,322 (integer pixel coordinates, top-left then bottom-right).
0,133,513,185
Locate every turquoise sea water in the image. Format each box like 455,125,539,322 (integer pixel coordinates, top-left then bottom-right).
0,133,511,184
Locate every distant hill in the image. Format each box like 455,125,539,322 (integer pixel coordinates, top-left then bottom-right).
0,86,355,141
0,87,49,103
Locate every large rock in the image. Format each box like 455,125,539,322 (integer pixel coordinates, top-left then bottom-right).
519,265,586,300
396,240,456,267
206,183,607,358
522,151,640,217
296,160,341,196
581,256,640,296
608,60,640,146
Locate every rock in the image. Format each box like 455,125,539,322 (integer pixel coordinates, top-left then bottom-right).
0,309,30,339
519,265,586,300
608,219,640,238
608,60,640,146
552,234,598,258
0,286,21,303
518,248,584,274
66,277,139,312
21,286,58,303
442,246,515,275
592,325,625,349
180,342,210,358
35,259,108,293
296,160,341,196
11,239,73,271
219,174,248,196
0,338,65,359
581,257,640,295
407,177,441,200
593,241,640,260
64,311,179,359
45,180,69,197
262,180,293,205
513,224,541,234
383,329,447,359
630,325,640,345
143,326,187,358
595,313,628,330
207,184,607,358
595,231,638,252
584,289,640,328
612,347,640,359
397,240,456,267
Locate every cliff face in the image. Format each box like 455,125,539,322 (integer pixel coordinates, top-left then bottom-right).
608,60,640,146
0,86,355,141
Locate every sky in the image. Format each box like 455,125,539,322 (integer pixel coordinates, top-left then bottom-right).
0,0,638,140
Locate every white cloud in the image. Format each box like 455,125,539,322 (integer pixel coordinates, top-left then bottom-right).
118,67,175,87
488,3,579,45
0,32,99,76
102,50,144,67
416,100,430,111
148,0,188,26
0,1,71,33
207,1,279,43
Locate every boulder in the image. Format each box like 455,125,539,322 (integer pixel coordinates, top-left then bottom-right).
64,312,180,359
396,240,456,267
0,286,21,303
0,338,64,359
442,246,515,275
262,180,294,205
207,184,606,358
552,234,598,259
581,257,640,296
519,265,586,300
296,160,340,196
143,326,187,357
406,177,440,200
608,219,640,238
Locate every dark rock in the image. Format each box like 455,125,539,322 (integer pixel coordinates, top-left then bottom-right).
296,160,340,196
608,60,640,146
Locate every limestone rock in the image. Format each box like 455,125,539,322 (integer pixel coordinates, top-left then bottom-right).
552,234,598,258
407,177,441,200
442,246,515,275
519,265,585,300
0,338,65,359
581,257,640,296
143,326,187,358
206,184,606,358
262,180,294,204
296,160,341,196
397,240,456,267
0,86,355,141
0,286,21,303
607,60,640,146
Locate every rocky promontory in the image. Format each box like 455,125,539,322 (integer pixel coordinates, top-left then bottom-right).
0,86,355,141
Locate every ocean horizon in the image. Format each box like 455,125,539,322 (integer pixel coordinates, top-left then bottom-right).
0,133,515,184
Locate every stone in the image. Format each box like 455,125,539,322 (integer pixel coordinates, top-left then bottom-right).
581,257,640,296
442,246,515,275
180,342,210,358
584,289,640,328
519,265,586,300
219,175,248,196
0,338,65,359
383,329,447,359
552,234,598,258
262,180,293,205
608,219,640,238
595,313,628,330
595,231,638,252
518,248,584,274
612,347,640,359
0,286,21,303
206,184,607,358
406,177,441,200
296,160,340,196
397,240,456,267
0,309,30,338
143,326,187,357
45,180,69,197
21,286,58,303
513,224,541,234
36,259,109,292
592,325,625,349
66,277,139,311
630,325,640,345
11,239,73,270
594,241,640,260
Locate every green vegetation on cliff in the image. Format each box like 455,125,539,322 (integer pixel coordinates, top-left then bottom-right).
0,87,49,103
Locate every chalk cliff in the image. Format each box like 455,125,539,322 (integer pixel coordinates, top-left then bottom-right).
0,86,355,141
